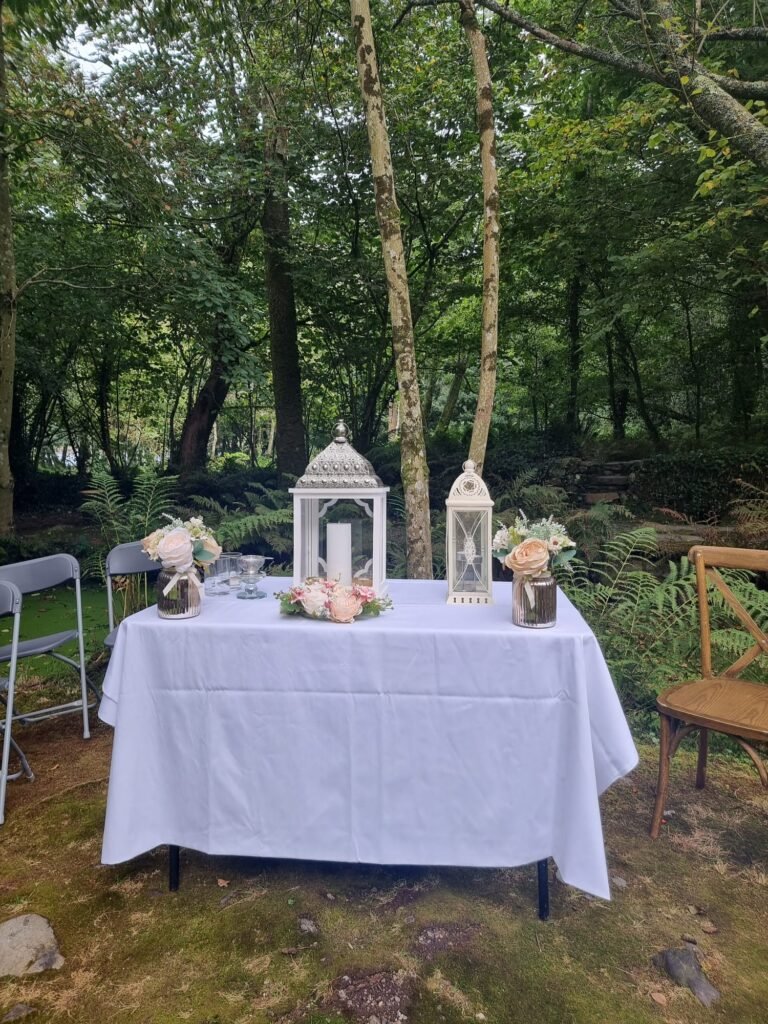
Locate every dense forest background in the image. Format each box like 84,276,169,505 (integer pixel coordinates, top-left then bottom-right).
1,0,767,535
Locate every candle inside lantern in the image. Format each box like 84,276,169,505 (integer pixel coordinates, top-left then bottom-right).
326,523,352,585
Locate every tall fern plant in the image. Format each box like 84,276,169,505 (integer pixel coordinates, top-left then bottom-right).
191,485,293,566
81,470,178,621
561,528,768,732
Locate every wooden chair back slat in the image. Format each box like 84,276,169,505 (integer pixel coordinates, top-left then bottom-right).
690,546,768,680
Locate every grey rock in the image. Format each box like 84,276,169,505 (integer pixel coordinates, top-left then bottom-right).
299,916,319,935
1,1006,36,1022
611,876,628,890
653,947,720,1007
0,916,64,977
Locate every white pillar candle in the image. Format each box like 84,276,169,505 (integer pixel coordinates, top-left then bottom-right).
326,523,352,586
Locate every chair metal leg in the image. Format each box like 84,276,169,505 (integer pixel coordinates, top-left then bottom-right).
0,613,21,826
650,713,672,838
169,845,180,891
537,859,549,920
696,728,708,789
75,579,90,739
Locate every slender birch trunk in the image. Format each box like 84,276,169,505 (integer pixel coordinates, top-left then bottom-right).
351,0,432,578
0,2,16,532
461,0,499,475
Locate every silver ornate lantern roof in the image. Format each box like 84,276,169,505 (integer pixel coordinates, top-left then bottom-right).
295,421,383,489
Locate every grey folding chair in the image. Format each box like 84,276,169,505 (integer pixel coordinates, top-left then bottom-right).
0,580,34,825
105,541,157,648
0,554,94,742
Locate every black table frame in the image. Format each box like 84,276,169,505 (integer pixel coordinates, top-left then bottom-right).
167,845,550,920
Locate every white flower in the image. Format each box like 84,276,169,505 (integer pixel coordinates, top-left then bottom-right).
492,527,509,552
156,528,194,571
300,583,328,618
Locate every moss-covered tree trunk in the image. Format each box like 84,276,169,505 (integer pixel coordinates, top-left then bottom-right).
0,2,15,533
351,0,432,578
461,0,499,475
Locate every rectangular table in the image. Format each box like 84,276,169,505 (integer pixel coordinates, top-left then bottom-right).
99,578,637,904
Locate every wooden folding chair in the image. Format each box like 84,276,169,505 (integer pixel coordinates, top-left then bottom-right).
650,545,768,838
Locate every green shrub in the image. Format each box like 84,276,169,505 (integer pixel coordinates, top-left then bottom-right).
629,450,768,520
0,526,94,565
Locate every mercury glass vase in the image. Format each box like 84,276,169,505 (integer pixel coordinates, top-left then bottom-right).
512,572,556,628
157,568,202,619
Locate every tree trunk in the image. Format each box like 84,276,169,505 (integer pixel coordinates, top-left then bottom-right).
615,320,664,449
566,275,582,434
177,357,231,475
461,0,500,475
436,353,470,432
351,0,432,578
262,102,306,478
0,3,16,532
606,335,629,440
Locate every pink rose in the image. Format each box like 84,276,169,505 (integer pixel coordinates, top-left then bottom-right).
352,585,376,605
156,528,194,571
504,537,550,576
328,590,363,623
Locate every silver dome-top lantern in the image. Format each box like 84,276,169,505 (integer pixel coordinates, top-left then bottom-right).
290,421,389,592
445,459,494,605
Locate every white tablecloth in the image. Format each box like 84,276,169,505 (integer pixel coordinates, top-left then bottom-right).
99,578,637,899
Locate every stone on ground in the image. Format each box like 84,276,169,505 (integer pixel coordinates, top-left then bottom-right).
653,946,720,1006
0,915,64,977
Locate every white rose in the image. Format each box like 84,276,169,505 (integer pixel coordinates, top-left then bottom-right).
300,583,328,618
156,527,194,570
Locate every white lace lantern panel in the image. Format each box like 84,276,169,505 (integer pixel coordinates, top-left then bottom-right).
445,460,494,605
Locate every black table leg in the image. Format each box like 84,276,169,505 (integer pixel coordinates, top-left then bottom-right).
169,845,180,891
537,858,549,920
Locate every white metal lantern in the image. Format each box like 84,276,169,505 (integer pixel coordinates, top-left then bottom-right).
290,421,389,593
445,459,494,604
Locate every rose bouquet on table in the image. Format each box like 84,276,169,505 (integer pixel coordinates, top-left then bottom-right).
142,515,222,599
492,513,576,605
276,579,393,623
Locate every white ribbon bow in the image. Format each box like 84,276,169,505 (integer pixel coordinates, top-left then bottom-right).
161,560,203,597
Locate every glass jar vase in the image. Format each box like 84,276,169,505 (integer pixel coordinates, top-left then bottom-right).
512,572,556,628
157,567,202,619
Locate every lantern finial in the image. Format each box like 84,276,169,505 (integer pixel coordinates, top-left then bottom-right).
463,459,476,474
333,420,349,444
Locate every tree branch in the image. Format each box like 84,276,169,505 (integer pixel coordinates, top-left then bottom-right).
704,27,768,41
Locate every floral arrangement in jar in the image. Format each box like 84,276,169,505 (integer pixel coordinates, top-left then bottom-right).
492,513,575,627
276,579,393,623
142,516,222,618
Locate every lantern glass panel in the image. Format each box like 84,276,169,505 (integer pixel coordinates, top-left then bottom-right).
452,508,490,593
320,499,374,585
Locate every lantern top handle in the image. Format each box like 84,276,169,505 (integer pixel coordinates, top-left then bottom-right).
332,420,349,443
293,420,386,489
446,459,494,506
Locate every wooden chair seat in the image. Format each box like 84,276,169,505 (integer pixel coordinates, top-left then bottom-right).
658,678,768,744
650,545,768,838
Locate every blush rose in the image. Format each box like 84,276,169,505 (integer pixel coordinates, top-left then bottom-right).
504,537,550,576
328,591,363,623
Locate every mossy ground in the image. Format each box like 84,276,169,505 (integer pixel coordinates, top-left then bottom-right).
2,715,767,1024
1,592,767,1023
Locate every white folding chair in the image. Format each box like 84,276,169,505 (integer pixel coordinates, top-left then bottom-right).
105,541,157,648
0,579,34,825
0,554,95,742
